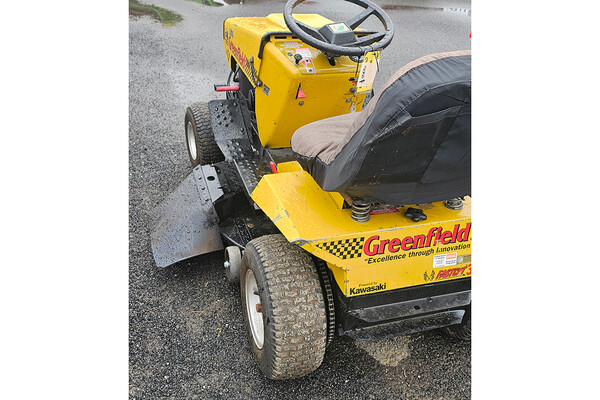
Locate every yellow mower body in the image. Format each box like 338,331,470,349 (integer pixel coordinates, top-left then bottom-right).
221,13,471,299
223,14,369,148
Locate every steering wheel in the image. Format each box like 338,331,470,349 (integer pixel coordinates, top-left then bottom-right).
283,0,394,57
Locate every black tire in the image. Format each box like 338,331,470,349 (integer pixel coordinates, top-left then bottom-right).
240,234,327,380
184,102,224,167
314,259,336,347
443,305,471,340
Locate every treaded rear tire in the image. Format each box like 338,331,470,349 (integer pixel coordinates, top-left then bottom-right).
184,102,224,167
314,259,336,347
240,234,327,380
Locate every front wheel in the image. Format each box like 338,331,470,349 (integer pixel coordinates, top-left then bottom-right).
240,234,328,380
184,102,224,167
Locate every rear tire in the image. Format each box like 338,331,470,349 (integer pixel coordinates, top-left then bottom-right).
184,102,224,167
240,234,327,380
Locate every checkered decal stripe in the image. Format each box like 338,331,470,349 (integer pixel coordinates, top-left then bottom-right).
315,237,365,259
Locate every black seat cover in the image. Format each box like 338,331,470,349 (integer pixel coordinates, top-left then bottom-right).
292,51,471,205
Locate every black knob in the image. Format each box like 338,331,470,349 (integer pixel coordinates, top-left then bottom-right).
294,54,303,65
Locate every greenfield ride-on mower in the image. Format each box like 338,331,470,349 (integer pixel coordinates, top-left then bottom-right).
150,0,471,380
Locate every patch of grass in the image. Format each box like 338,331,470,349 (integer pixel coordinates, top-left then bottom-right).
129,0,183,25
189,0,224,7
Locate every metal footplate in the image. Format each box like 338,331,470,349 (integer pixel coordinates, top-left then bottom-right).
208,100,248,155
232,140,272,199
150,165,224,268
209,99,272,201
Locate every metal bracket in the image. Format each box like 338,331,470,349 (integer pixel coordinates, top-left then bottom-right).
404,207,427,222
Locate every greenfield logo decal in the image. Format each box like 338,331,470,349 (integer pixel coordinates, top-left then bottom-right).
316,237,364,260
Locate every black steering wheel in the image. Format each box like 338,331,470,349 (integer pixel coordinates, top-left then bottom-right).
283,0,394,57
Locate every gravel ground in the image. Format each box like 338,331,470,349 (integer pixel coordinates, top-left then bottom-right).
129,1,471,398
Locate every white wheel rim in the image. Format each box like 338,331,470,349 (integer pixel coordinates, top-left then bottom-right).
245,269,264,349
186,121,197,161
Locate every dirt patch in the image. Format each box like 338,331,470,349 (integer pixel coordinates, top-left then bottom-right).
355,336,411,367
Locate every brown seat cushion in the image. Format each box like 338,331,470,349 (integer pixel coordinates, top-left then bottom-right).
290,111,361,165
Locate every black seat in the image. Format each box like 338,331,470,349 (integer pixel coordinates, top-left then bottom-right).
291,50,471,205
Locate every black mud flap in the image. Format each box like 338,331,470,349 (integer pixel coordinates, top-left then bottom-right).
150,165,224,268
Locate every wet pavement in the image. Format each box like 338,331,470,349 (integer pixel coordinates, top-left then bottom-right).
129,0,471,398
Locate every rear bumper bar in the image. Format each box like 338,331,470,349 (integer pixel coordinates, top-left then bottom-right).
334,277,471,341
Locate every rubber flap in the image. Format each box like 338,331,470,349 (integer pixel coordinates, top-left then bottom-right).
150,167,224,268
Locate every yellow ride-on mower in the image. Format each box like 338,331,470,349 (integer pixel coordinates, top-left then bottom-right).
151,0,471,380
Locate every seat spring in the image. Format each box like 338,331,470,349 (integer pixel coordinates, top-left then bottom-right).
444,197,464,210
351,201,371,223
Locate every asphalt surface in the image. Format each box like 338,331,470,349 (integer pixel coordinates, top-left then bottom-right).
129,1,471,398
